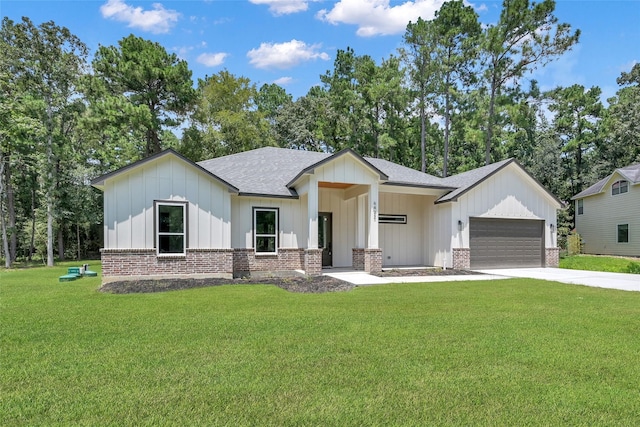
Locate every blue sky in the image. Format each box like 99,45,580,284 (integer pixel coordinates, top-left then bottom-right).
2,0,639,101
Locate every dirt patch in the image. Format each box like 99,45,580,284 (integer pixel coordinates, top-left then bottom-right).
100,275,355,294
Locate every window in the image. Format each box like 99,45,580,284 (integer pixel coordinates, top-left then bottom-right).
612,180,629,195
379,214,407,224
618,224,629,243
156,202,187,255
254,208,278,254
577,199,584,215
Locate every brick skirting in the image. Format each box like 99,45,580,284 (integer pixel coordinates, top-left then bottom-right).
452,248,471,270
101,248,233,278
304,249,323,276
545,247,560,267
352,248,382,273
232,248,305,277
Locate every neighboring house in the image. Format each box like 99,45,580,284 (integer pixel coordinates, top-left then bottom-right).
91,147,562,280
572,163,640,257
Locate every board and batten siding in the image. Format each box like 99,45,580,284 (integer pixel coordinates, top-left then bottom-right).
313,153,381,185
231,195,307,250
451,164,557,250
318,188,358,267
575,175,640,256
103,156,231,249
378,193,426,266
425,202,454,268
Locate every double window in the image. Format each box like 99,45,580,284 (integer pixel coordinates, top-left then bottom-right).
156,201,187,255
612,180,628,195
254,208,278,254
618,224,629,243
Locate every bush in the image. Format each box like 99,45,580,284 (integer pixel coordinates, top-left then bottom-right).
567,232,583,256
626,262,640,274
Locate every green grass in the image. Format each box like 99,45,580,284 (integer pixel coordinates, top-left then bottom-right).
560,254,640,273
2,262,640,425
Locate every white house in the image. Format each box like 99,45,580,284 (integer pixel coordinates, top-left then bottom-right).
91,147,561,280
572,163,640,257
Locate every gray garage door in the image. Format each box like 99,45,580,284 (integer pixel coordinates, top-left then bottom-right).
469,218,544,269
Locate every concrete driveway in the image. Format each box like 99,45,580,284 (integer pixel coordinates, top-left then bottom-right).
474,268,640,292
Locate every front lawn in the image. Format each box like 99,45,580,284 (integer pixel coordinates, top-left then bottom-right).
2,263,640,425
560,254,640,273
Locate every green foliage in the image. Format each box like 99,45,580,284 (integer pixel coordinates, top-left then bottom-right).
626,262,640,275
560,255,638,273
566,231,583,256
3,265,640,425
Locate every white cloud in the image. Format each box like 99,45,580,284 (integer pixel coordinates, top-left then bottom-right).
317,0,447,37
100,0,180,34
249,0,310,16
197,52,228,67
273,76,294,85
247,40,330,70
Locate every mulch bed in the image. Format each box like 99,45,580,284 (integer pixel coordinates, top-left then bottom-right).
100,268,482,294
100,275,355,294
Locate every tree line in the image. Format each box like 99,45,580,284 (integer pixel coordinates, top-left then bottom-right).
1,0,639,267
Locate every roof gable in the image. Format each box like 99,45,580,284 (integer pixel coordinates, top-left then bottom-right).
572,162,640,200
436,159,562,207
91,149,239,193
287,148,389,188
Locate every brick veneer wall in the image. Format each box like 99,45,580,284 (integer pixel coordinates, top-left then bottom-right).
232,248,305,277
101,248,233,278
352,248,383,273
545,247,560,267
452,248,471,270
304,249,323,276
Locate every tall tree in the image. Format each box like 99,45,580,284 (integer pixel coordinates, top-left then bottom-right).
401,18,438,172
2,17,88,266
481,0,579,165
548,84,603,196
430,0,481,176
92,34,196,157
182,70,274,160
599,63,640,172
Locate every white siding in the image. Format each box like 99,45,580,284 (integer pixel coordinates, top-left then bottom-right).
378,193,425,266
231,196,306,250
425,201,453,268
452,164,558,250
313,154,379,185
103,156,231,249
318,188,357,268
576,177,640,256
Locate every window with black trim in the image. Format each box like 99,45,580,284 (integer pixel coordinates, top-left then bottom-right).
254,208,278,254
156,202,187,255
577,199,583,215
379,214,407,224
618,224,629,243
612,180,628,195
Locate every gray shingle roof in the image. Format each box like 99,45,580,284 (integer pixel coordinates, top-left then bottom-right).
197,147,454,198
572,162,640,199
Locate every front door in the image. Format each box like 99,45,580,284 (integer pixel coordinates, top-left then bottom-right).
319,212,333,267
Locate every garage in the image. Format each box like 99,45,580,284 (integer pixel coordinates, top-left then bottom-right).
469,218,544,269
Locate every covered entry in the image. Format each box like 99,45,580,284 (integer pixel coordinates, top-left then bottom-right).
469,218,544,269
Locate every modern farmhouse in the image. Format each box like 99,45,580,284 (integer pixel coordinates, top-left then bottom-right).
92,147,561,280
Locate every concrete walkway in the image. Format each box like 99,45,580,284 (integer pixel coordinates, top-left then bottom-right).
323,271,507,286
474,268,640,292
324,268,640,292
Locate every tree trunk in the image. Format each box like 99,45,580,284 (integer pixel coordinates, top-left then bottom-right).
420,84,427,173
485,77,497,166
0,157,11,268
46,102,55,267
57,226,64,261
77,223,81,260
443,73,451,178
29,186,36,262
5,163,16,262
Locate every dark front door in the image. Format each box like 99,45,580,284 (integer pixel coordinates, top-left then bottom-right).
319,212,333,267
